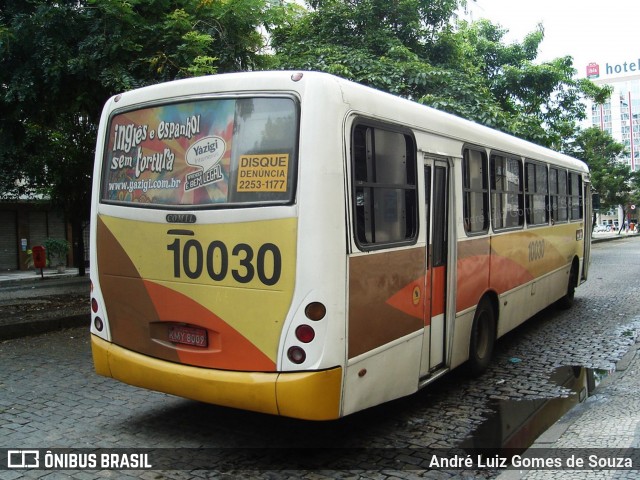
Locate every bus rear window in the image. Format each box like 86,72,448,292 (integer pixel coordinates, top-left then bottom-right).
101,97,298,208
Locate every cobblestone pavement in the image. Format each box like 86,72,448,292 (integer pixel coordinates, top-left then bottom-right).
0,275,89,340
2,237,640,479
495,341,640,480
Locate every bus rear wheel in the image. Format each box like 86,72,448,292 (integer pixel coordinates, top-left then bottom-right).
557,263,578,310
467,298,496,377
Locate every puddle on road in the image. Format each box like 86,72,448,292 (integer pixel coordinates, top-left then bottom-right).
461,366,612,454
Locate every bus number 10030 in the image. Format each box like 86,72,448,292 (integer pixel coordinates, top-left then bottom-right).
528,239,545,262
167,238,282,286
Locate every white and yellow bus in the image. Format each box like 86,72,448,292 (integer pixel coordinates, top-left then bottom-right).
90,71,591,420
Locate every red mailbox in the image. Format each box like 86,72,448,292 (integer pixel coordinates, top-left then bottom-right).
32,245,46,269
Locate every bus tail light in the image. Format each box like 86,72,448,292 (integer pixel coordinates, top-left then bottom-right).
94,317,104,332
295,325,315,343
283,300,325,367
91,297,104,332
305,302,326,321
90,281,107,334
287,346,306,364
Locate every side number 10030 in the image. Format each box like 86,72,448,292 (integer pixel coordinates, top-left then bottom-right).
167,238,282,286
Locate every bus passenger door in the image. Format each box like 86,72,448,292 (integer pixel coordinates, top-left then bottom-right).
420,157,449,376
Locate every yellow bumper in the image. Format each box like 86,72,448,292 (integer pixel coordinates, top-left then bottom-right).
91,335,343,420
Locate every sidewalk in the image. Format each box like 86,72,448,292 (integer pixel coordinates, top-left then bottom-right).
498,340,640,479
592,230,639,243
0,266,86,285
0,267,90,340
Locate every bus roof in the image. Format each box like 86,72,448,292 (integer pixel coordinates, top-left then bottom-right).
105,71,589,175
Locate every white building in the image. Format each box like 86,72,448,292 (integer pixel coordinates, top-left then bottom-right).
583,60,640,172
581,59,640,226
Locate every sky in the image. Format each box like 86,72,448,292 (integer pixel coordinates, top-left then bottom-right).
471,0,640,77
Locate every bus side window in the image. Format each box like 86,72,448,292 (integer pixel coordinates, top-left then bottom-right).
549,168,569,223
569,172,583,221
463,148,489,235
352,124,417,249
490,153,523,230
558,169,568,222
525,161,549,226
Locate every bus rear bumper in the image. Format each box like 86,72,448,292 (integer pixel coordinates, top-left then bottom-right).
91,335,343,420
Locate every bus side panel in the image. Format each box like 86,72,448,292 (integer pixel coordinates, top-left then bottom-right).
490,224,584,336
449,237,491,370
342,248,424,415
342,333,423,416
348,248,425,359
456,237,491,312
490,225,581,292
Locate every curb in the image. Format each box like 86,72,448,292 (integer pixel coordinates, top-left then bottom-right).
0,314,90,341
496,342,640,479
591,233,640,244
0,275,89,289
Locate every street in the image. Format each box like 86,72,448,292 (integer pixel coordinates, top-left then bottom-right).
2,237,640,479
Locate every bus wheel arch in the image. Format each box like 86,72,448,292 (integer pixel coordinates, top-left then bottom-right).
557,257,580,310
466,294,498,377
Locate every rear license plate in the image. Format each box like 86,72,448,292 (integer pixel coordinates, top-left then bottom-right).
168,325,208,348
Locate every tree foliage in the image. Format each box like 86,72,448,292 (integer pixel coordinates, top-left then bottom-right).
0,0,630,273
567,127,633,213
269,0,459,94
0,0,272,196
270,1,610,148
444,20,613,148
0,0,272,273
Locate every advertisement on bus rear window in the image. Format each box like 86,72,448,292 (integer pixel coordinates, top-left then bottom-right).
102,97,297,207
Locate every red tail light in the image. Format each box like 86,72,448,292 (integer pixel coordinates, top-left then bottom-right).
287,346,306,364
295,325,315,343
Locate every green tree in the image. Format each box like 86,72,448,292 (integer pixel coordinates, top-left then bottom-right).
0,0,271,274
567,127,631,229
443,20,612,147
628,171,640,224
0,1,96,275
269,0,459,96
270,1,610,149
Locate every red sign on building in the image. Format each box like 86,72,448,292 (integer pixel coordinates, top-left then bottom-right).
586,62,600,79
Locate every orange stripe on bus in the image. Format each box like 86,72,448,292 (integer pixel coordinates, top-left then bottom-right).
457,254,491,312
489,255,535,293
385,277,424,320
144,281,276,372
430,265,446,318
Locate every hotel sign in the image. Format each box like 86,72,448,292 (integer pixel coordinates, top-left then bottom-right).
587,58,640,79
